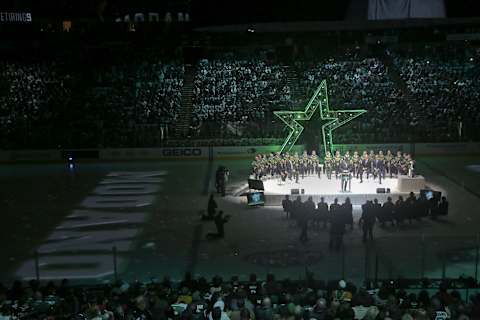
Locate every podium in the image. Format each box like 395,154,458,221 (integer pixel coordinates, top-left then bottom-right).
397,175,425,192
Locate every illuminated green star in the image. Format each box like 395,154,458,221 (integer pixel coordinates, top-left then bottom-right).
274,79,366,156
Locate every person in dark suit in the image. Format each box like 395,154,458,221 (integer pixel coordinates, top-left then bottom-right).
214,211,229,238
329,198,340,228
360,153,371,183
292,196,303,227
300,196,315,242
429,195,439,219
395,196,405,225
282,195,293,219
304,196,316,217
372,198,382,224
316,197,329,228
324,151,333,180
360,200,376,242
215,166,229,196
203,194,217,220
373,155,385,184
381,197,395,226
329,198,344,251
418,192,430,219
342,197,353,230
439,196,449,216
339,157,351,192
405,192,417,224
330,197,340,213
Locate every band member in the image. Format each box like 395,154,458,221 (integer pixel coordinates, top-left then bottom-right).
352,151,360,178
279,164,288,184
385,150,393,178
301,150,308,176
283,154,290,180
400,151,408,176
373,154,385,184
368,150,375,173
334,150,342,179
339,156,351,192
266,153,273,177
360,151,371,183
302,158,309,179
405,153,415,177
250,150,416,184
311,150,321,178
393,151,403,177
276,152,284,177
252,155,260,179
293,158,300,183
401,152,409,176
324,151,333,180
264,155,270,178
307,153,314,176
377,150,385,162
344,151,351,163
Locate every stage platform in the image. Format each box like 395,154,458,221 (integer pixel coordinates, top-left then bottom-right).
252,175,426,206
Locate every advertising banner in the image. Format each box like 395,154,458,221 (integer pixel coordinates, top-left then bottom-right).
8,150,62,161
2,142,480,163
99,147,209,160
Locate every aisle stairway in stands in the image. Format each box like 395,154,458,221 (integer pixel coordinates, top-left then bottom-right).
175,65,195,138
284,66,305,106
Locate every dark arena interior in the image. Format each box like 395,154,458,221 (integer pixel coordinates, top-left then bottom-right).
3,0,480,319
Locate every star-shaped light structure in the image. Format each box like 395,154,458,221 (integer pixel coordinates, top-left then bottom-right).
274,80,366,156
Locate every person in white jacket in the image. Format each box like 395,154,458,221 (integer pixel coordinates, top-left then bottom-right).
209,300,231,320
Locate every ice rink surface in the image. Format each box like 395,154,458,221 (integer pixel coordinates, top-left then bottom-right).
0,155,479,284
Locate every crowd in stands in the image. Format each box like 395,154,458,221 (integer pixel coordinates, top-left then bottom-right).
192,58,293,138
0,273,478,319
392,46,480,141
2,44,480,148
191,45,480,143
0,61,71,147
133,61,184,125
89,60,183,147
0,58,183,148
298,55,409,144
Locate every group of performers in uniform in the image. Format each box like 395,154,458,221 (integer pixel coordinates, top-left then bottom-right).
251,149,415,185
